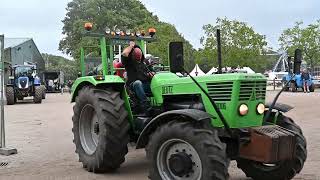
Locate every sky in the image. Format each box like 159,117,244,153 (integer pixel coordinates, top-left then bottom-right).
0,0,319,59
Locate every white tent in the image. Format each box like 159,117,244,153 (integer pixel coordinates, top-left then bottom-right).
190,64,205,76
242,67,255,74
206,67,218,75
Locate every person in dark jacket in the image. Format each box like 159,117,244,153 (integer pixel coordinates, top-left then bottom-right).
301,68,310,93
122,41,155,112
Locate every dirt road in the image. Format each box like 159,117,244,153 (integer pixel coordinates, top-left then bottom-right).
0,91,319,180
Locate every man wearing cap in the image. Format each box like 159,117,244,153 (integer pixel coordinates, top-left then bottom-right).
122,41,155,113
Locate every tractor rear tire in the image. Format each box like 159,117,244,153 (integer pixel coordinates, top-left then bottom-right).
41,85,46,99
237,113,307,180
290,82,297,92
146,121,229,180
72,87,129,173
34,86,43,104
309,84,315,92
6,86,15,105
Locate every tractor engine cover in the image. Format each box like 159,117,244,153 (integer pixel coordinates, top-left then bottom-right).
239,125,296,163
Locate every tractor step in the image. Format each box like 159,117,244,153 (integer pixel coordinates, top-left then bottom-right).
239,125,296,163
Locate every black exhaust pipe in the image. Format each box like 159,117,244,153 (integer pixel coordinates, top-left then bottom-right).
217,29,222,74
293,49,302,74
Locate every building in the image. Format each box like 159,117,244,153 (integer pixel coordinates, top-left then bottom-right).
3,38,45,84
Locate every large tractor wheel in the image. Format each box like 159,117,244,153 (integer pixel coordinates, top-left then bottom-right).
146,121,229,180
72,87,129,173
290,82,297,92
41,85,46,99
309,84,315,92
237,113,307,180
34,86,43,104
6,86,15,105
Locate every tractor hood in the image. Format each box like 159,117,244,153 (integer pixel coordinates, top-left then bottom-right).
17,76,29,89
150,72,267,128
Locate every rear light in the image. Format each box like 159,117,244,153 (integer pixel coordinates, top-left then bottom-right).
94,75,105,81
84,23,93,31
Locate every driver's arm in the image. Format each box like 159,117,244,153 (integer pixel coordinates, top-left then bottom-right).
122,41,135,57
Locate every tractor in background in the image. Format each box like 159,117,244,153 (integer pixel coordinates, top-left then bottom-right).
6,64,45,105
70,23,306,180
282,50,315,92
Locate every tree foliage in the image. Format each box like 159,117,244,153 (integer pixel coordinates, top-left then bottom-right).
59,0,195,71
42,53,78,81
279,21,320,68
197,17,268,72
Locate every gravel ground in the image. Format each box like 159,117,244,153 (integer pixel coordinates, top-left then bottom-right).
0,91,319,180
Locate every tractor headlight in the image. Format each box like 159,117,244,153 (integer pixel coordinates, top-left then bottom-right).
239,104,249,116
256,103,265,115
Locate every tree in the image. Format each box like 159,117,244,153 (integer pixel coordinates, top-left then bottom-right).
42,53,78,81
198,17,268,72
59,0,195,71
279,21,320,68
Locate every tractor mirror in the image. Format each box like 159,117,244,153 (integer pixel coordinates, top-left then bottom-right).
293,49,302,74
169,42,184,73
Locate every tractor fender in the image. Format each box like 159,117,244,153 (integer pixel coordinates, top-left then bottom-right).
71,75,125,102
136,109,213,149
265,102,294,113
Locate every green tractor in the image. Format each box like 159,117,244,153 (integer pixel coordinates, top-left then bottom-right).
70,24,306,180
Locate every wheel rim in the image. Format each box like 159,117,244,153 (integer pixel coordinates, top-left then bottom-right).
79,104,99,155
157,139,202,180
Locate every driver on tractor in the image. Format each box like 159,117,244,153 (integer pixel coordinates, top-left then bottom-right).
122,41,155,114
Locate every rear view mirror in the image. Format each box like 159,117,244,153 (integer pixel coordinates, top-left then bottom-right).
293,49,302,74
169,42,184,73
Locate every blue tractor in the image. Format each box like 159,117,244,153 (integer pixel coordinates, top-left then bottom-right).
6,64,45,105
282,49,315,92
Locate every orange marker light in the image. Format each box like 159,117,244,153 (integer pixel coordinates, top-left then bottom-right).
84,23,93,31
141,30,145,36
148,28,156,37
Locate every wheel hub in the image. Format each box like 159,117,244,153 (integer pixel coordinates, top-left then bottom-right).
79,104,99,155
157,139,202,180
168,152,193,177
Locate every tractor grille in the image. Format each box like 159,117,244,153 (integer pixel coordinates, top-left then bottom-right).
206,82,233,101
239,81,266,101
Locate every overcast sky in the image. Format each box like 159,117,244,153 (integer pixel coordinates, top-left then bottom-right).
1,0,319,58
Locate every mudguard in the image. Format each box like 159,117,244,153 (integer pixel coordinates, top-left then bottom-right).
136,109,214,149
265,102,294,113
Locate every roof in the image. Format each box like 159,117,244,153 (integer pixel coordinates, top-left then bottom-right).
4,38,32,49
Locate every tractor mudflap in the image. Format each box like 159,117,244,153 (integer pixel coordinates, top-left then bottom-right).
239,125,296,163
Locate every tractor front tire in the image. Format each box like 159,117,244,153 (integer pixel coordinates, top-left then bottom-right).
237,114,307,180
41,85,46,99
290,82,297,92
6,86,15,105
309,84,315,92
34,86,43,104
72,87,129,173
146,121,229,180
